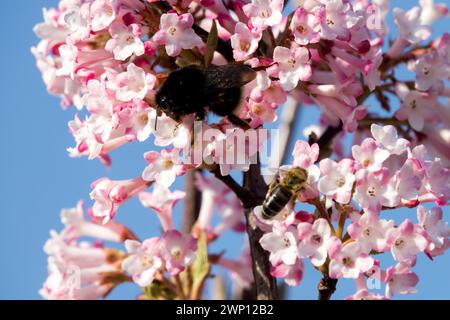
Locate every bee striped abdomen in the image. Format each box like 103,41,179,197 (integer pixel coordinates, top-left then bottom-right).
261,185,294,219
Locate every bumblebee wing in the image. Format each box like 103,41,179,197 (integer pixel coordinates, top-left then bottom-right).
202,64,256,90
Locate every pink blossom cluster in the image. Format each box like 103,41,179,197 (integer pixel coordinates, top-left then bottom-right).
41,200,200,299
256,124,449,298
40,201,136,299
34,0,450,300
122,230,197,286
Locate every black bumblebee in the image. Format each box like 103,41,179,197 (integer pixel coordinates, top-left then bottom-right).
261,167,309,219
156,64,257,129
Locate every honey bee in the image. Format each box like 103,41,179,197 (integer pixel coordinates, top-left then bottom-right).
155,64,257,129
261,167,308,219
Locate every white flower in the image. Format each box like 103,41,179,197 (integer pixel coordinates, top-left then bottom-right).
393,6,431,44
260,225,299,265
90,0,116,32
371,124,409,155
297,219,331,267
273,46,312,91
243,0,284,31
106,22,145,61
112,63,155,102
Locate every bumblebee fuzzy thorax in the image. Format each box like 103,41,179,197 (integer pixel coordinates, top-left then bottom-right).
279,167,308,194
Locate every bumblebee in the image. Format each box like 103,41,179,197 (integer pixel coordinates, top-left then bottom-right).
156,64,257,129
261,167,308,219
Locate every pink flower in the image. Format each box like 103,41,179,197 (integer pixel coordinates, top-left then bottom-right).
297,219,331,267
216,249,253,289
105,22,145,60
152,113,191,148
347,212,394,253
393,6,431,44
408,146,450,204
417,206,450,255
82,79,113,115
60,200,133,242
231,22,261,61
420,0,449,25
387,219,428,262
260,224,299,266
152,13,203,57
394,159,422,203
352,138,390,171
90,0,116,32
44,231,110,269
346,289,386,300
408,51,450,91
354,169,398,214
315,0,360,41
109,63,156,102
328,239,374,279
290,141,321,200
395,83,432,131
273,46,312,91
246,99,277,127
56,43,77,78
139,185,185,231
42,228,119,300
271,259,304,286
249,71,271,102
318,158,355,204
159,230,197,275
292,140,319,169
213,196,246,237
89,177,149,223
253,205,298,232
243,0,284,31
41,256,114,300
371,124,409,156
422,158,450,204
142,149,186,188
131,107,157,142
63,2,92,42
384,262,419,298
122,238,163,287
194,173,230,231
290,8,320,45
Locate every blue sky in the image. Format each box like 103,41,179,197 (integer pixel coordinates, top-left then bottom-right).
0,0,448,300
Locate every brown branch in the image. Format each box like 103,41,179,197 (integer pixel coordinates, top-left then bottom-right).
182,169,202,234
210,166,260,207
209,162,278,300
317,275,338,300
243,162,279,300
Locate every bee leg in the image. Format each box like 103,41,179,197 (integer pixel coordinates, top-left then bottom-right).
227,113,251,130
267,172,280,195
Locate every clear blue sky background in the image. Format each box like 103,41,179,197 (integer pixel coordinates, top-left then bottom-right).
0,0,448,300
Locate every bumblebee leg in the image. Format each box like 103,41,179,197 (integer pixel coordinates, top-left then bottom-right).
195,109,206,122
